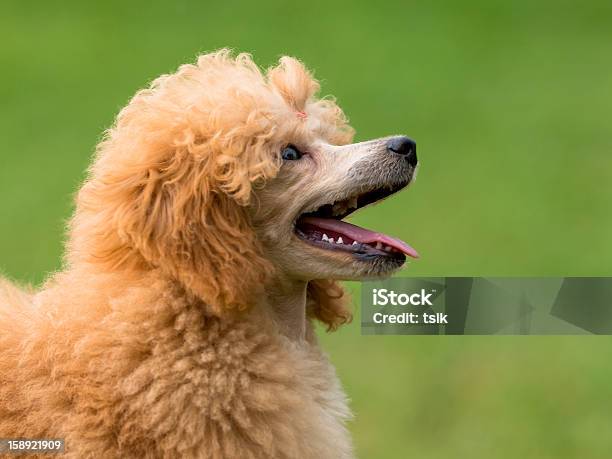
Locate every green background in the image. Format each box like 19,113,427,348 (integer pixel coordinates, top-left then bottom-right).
1,1,611,457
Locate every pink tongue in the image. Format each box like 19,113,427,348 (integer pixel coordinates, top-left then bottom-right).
300,217,419,259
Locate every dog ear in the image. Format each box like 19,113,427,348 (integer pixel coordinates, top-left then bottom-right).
306,280,352,331
68,50,283,314
71,134,277,315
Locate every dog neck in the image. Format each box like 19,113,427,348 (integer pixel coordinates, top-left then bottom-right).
264,277,308,342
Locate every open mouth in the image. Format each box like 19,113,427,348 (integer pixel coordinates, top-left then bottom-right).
294,182,419,262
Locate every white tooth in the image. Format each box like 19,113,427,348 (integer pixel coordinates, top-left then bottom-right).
329,238,334,243
352,241,359,246
322,234,329,242
375,242,383,250
337,237,344,244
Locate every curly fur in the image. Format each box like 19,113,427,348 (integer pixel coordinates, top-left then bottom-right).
0,50,357,458
68,50,351,322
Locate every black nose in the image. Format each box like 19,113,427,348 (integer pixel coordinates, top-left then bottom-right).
387,136,417,167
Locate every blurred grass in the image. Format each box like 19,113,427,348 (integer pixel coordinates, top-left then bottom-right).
1,1,611,457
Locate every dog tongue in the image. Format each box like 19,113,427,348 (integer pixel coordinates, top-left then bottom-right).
300,217,419,258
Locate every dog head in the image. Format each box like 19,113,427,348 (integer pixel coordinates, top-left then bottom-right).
253,136,419,283
69,50,418,328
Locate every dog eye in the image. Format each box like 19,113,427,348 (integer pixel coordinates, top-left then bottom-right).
281,145,303,161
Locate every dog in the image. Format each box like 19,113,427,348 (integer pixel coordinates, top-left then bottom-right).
0,50,418,458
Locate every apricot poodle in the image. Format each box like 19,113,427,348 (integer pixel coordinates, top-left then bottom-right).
0,50,418,458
